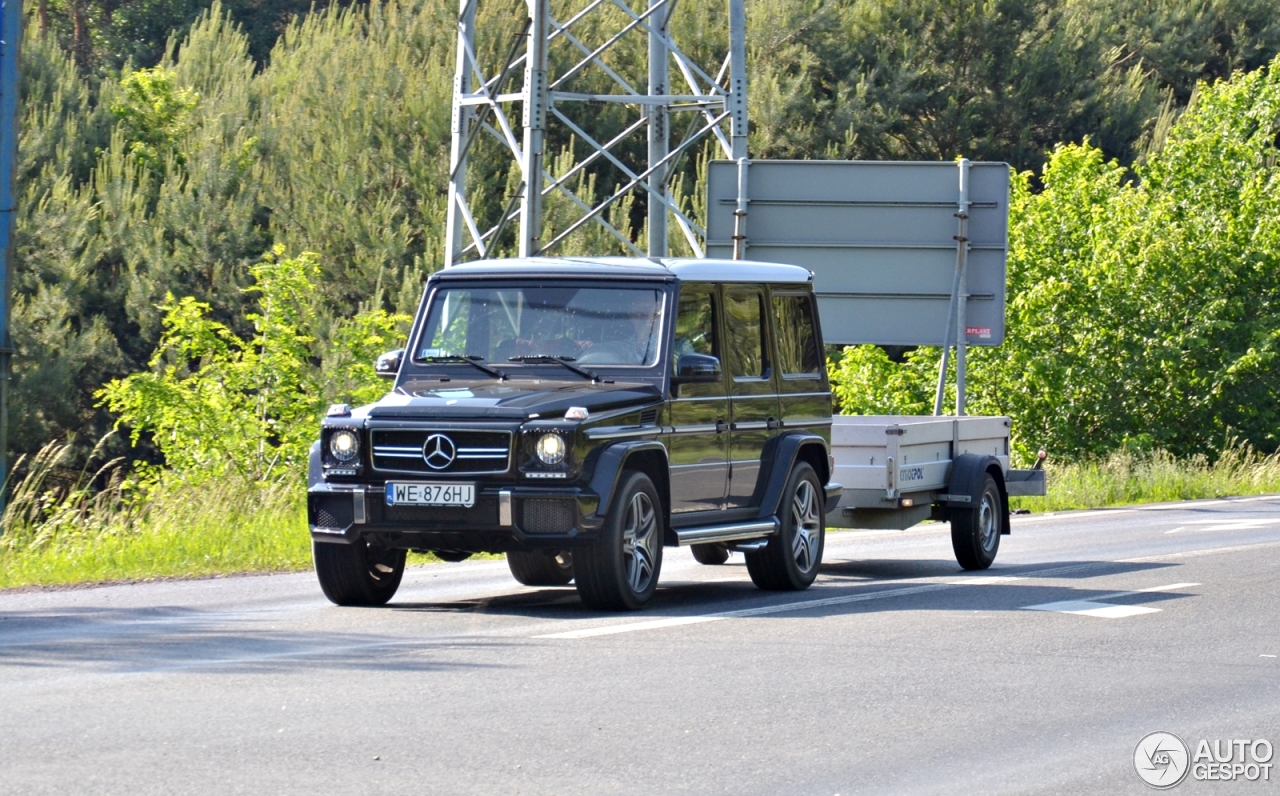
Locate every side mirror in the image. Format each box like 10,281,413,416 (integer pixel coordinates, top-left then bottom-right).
673,353,722,384
375,349,404,379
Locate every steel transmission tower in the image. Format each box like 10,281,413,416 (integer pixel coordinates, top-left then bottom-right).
444,0,747,265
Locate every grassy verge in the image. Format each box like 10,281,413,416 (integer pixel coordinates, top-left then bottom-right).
4,443,1279,590
1011,446,1280,512
0,441,499,590
0,474,312,590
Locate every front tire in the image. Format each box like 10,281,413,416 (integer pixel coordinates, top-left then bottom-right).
313,540,406,606
951,473,1003,570
575,471,664,610
507,550,574,586
746,463,824,591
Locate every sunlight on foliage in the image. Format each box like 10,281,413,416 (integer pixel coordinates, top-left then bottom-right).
96,247,409,483
109,66,200,169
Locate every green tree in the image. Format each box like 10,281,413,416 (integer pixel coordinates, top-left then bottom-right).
97,248,409,481
109,65,199,168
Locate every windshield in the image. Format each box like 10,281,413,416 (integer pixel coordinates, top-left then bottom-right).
415,285,665,368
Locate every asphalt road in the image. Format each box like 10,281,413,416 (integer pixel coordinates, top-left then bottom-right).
2,497,1279,795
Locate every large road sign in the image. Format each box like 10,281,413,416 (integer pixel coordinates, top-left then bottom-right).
706,159,1010,347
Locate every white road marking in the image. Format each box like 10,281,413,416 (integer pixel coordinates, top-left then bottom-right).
534,583,952,638
947,575,1027,586
1022,582,1200,619
1122,539,1280,563
1165,518,1280,533
1023,601,1160,619
537,576,1198,639
539,549,1233,639
1014,494,1280,524
529,542,1269,642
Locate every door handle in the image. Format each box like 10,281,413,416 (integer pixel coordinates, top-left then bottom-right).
767,417,783,430
715,419,729,434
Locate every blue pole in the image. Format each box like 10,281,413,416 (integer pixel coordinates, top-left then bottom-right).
0,0,19,516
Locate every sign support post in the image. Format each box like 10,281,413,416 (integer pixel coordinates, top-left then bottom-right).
0,0,20,516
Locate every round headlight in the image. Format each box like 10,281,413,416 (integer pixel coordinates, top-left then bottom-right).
329,430,359,463
535,433,566,465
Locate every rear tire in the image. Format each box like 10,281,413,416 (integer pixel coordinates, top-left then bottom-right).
951,473,1003,570
313,540,406,606
575,471,664,611
507,550,574,586
746,463,824,591
691,542,730,565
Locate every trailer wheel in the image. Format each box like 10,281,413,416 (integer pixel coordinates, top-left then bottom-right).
313,540,406,606
746,463,824,590
507,550,574,586
575,471,663,610
691,542,730,565
951,473,1002,570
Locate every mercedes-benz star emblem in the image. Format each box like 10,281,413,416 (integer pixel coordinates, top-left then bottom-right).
422,434,457,470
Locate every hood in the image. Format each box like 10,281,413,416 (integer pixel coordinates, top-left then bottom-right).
367,378,662,420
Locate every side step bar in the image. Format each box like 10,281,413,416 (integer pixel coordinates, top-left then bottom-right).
675,519,778,546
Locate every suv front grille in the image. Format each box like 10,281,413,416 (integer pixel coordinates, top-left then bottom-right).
371,429,512,474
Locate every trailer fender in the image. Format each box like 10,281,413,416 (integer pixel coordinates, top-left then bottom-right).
940,453,1011,535
755,432,831,521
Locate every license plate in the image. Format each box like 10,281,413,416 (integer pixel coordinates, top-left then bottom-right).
385,482,476,508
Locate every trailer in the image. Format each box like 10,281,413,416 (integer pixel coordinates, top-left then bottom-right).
823,415,1046,566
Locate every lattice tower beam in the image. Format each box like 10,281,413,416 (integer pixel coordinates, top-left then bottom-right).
444,0,747,265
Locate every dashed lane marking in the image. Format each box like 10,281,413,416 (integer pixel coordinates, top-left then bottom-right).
539,574,1210,639
1165,518,1280,533
1014,494,1280,524
534,583,953,639
1021,582,1200,619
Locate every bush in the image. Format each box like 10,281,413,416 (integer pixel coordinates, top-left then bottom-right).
97,247,408,483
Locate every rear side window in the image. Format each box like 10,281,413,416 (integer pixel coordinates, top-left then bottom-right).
773,293,821,376
724,289,767,378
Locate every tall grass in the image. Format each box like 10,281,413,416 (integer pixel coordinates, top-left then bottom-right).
1011,445,1280,512
0,439,309,589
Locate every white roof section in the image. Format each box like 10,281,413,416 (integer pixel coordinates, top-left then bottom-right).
438,256,813,284
663,258,813,284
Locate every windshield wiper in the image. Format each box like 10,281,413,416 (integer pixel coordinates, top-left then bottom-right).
421,354,506,380
507,355,600,383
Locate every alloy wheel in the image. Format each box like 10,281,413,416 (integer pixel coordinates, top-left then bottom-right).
621,492,659,593
791,480,821,573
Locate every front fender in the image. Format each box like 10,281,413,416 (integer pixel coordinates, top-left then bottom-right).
307,440,323,488
585,440,668,522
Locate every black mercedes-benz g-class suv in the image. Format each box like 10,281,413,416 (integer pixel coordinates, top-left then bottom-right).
308,257,841,610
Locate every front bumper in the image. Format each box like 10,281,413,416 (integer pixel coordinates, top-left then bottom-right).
308,483,604,552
